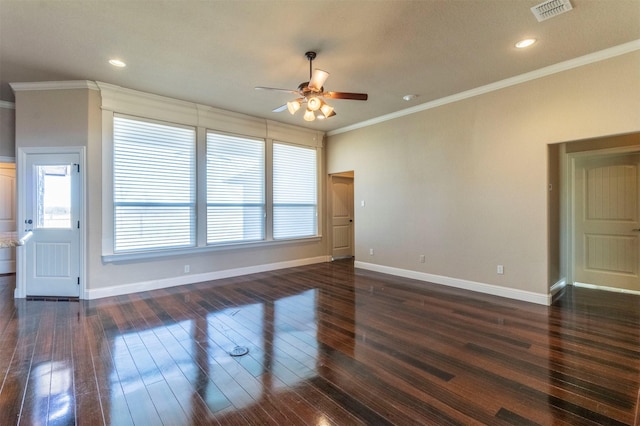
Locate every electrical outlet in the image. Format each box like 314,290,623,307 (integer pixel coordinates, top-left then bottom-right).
419,255,426,263
369,248,374,256
184,265,190,273
497,265,504,275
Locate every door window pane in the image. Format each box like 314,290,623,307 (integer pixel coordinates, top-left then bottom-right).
36,165,71,229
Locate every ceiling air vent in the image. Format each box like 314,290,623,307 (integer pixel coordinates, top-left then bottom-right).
531,0,573,22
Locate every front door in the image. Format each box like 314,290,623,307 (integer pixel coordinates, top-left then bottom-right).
574,152,640,292
331,175,354,260
24,153,81,297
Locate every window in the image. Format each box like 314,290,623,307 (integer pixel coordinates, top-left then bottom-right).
113,116,196,252
206,132,265,244
273,143,317,239
101,86,324,261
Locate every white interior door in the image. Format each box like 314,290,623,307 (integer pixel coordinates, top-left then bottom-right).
574,153,640,292
24,153,81,297
0,163,16,274
331,175,354,260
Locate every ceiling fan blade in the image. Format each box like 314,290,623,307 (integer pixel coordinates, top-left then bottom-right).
308,69,329,91
255,86,300,95
272,104,288,113
324,91,368,101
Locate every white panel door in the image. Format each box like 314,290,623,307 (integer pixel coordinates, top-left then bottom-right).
574,153,640,291
25,153,80,297
331,176,354,259
0,163,16,273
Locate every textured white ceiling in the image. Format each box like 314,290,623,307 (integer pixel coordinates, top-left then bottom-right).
1,0,638,132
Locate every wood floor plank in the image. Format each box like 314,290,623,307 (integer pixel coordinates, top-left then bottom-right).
18,302,57,425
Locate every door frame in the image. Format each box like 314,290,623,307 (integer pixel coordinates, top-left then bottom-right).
565,144,640,293
16,146,86,299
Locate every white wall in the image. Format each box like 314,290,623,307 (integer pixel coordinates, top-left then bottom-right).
326,51,640,303
0,102,15,159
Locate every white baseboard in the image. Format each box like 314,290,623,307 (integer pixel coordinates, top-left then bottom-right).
573,281,640,296
86,255,330,300
354,261,550,305
549,278,567,301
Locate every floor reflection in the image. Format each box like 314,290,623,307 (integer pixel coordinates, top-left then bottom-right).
33,361,73,426
106,282,339,423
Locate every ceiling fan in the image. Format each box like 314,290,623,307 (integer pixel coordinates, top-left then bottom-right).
255,51,368,122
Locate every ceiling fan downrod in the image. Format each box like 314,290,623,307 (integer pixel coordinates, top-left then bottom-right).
305,51,317,80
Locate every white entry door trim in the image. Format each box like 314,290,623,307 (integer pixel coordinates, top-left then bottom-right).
16,147,86,299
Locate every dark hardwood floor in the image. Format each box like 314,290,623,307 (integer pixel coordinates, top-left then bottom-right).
0,260,638,425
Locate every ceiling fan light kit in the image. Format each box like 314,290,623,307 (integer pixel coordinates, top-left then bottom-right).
256,51,368,123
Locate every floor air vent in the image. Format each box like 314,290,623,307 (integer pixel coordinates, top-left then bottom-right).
229,346,249,357
531,0,573,22
27,296,80,302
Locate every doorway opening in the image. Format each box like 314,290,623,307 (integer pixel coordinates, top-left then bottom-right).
553,132,640,297
329,172,355,261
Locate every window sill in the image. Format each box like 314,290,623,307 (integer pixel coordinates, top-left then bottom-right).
102,235,323,263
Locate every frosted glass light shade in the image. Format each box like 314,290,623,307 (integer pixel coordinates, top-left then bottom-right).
309,69,329,91
287,100,301,115
303,109,316,121
320,103,334,118
307,97,322,111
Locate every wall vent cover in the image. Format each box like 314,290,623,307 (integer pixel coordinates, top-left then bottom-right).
531,0,573,22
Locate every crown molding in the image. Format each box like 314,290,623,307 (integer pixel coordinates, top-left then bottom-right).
0,101,15,110
328,39,640,136
97,81,324,147
97,81,200,126
9,80,99,92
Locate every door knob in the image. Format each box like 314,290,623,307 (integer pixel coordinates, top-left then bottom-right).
633,228,640,232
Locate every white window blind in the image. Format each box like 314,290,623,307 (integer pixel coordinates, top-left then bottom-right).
113,116,196,252
273,143,317,239
207,132,265,244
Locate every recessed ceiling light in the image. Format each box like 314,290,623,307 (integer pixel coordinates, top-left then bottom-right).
402,94,418,101
515,38,537,49
109,59,126,68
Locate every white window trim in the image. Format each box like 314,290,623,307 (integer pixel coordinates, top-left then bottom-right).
98,82,324,262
